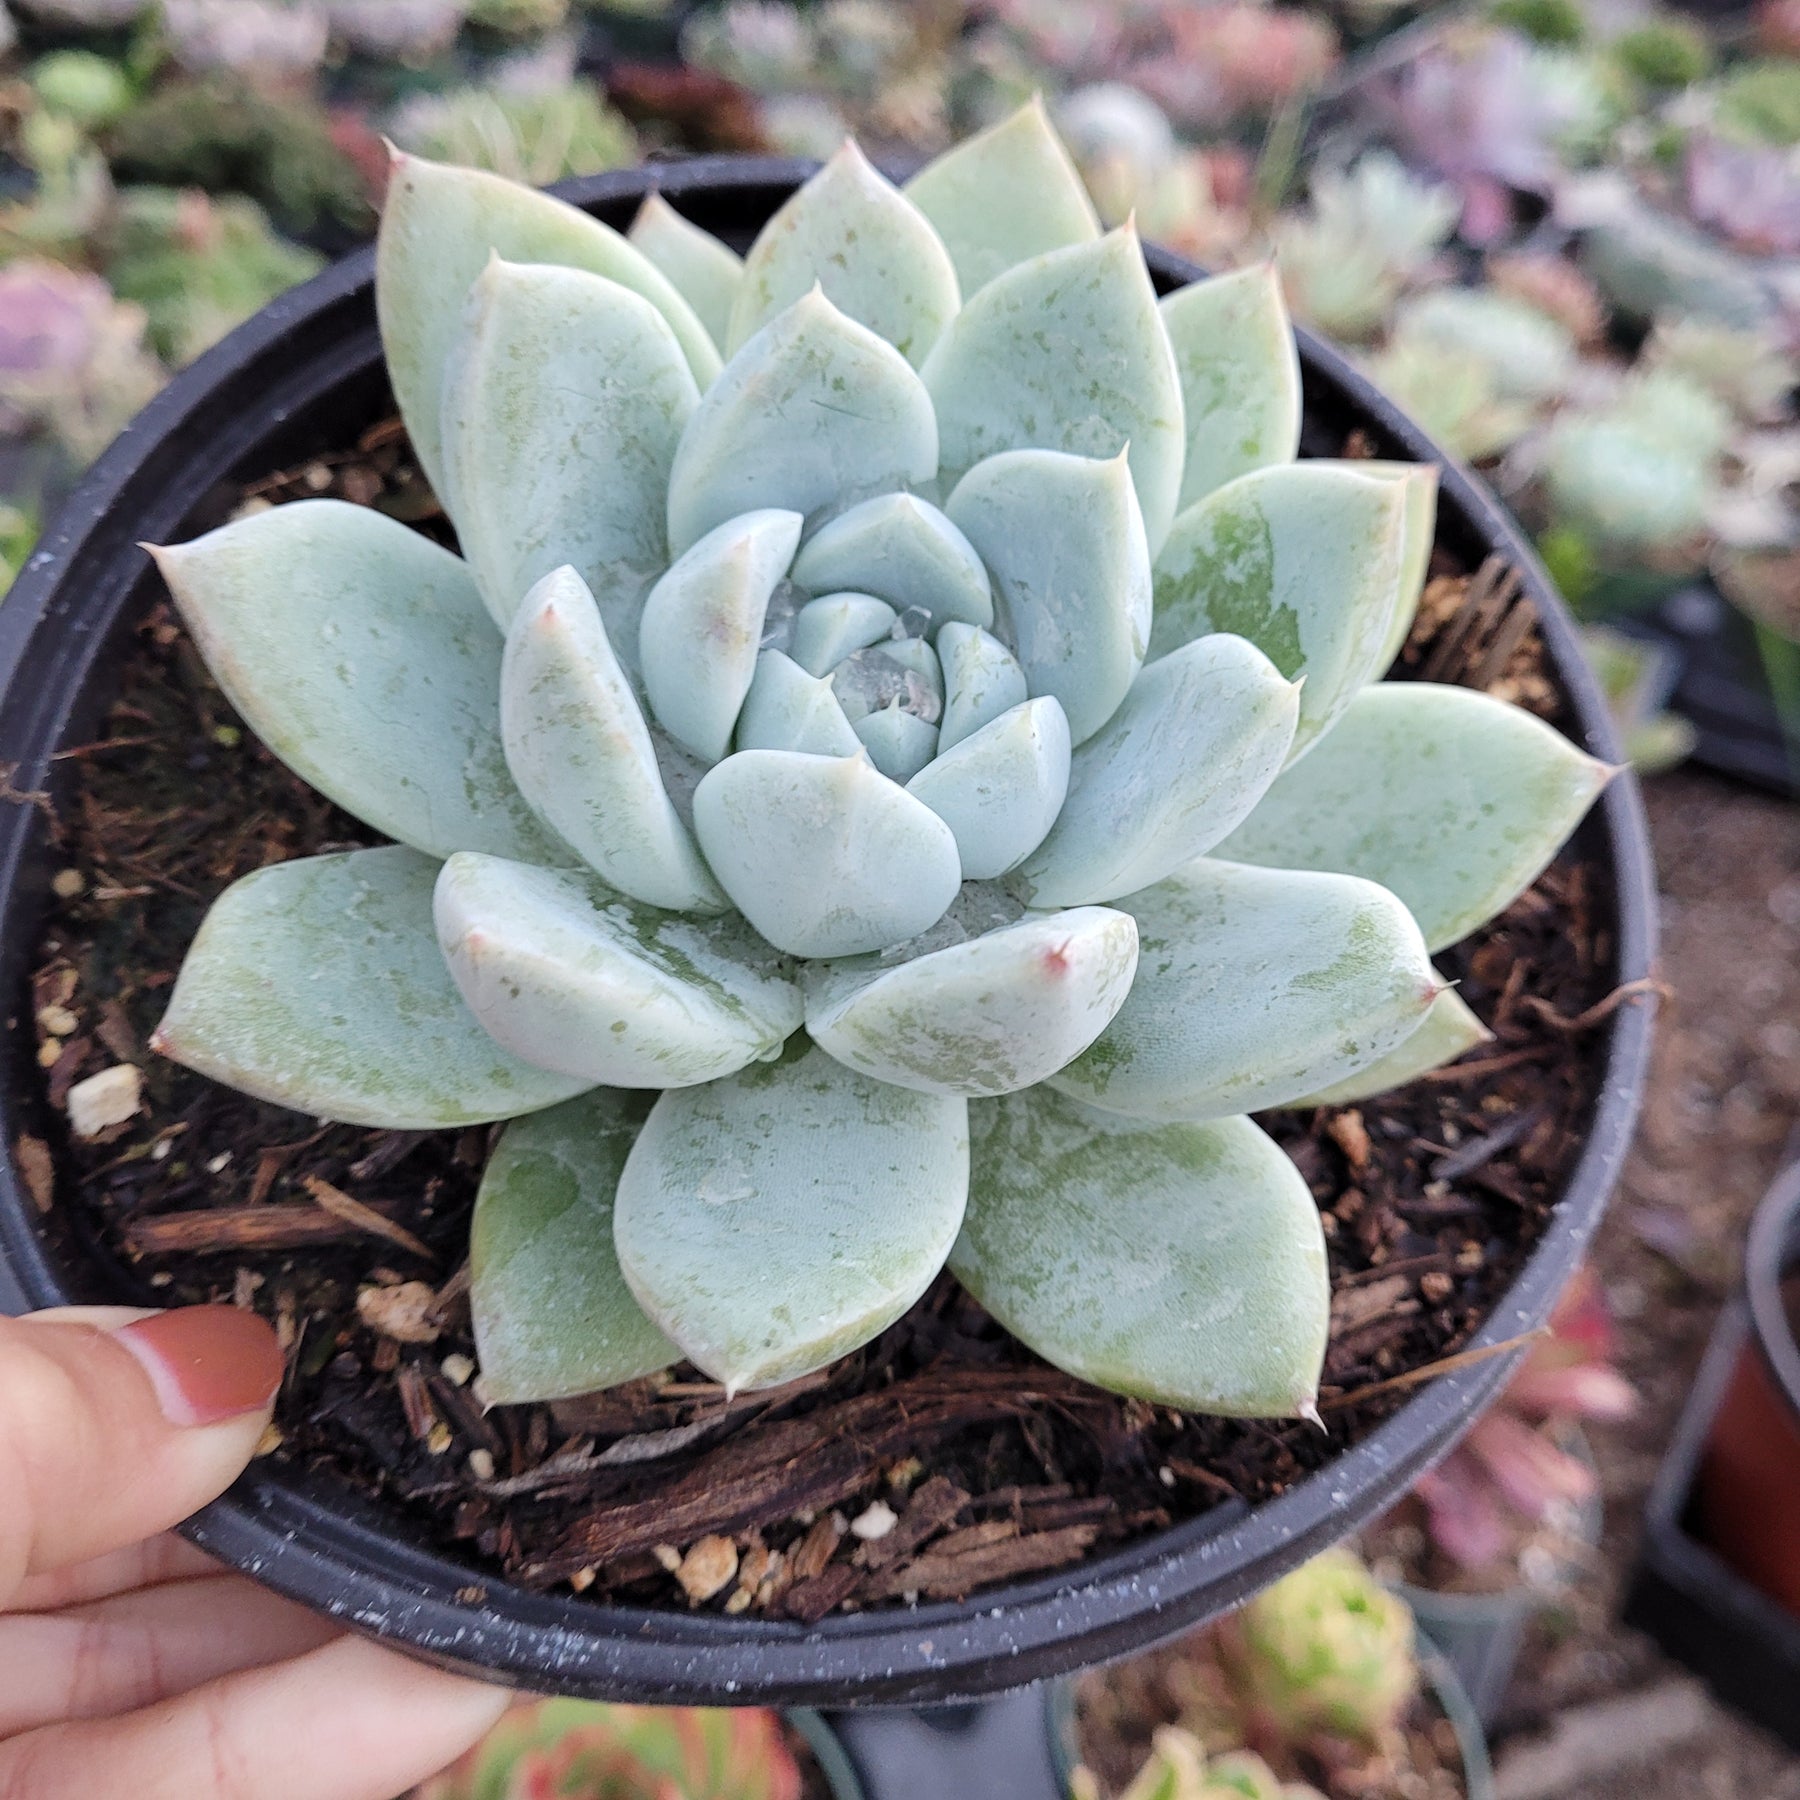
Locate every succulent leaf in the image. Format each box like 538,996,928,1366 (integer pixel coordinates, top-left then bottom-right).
692,749,963,957
924,228,1186,554
500,567,724,913
471,1090,678,1404
1151,465,1408,762
905,696,1072,879
614,1044,969,1391
790,492,994,632
936,622,1030,751
790,592,901,676
952,1093,1329,1415
852,703,939,782
151,500,554,865
377,151,720,497
903,97,1102,298
804,905,1137,1096
435,853,801,1087
1361,461,1440,671
441,258,699,633
1015,635,1299,908
153,848,589,1129
1160,264,1303,511
1049,861,1439,1122
1284,981,1491,1107
727,139,960,366
1214,684,1613,952
947,448,1152,745
736,649,862,756
627,190,745,351
638,509,804,763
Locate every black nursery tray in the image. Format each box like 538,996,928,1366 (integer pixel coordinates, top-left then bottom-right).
1623,1297,1800,1751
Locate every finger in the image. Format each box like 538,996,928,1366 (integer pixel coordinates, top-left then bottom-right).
0,1306,283,1599
0,1573,341,1735
11,1535,219,1613
0,1634,512,1800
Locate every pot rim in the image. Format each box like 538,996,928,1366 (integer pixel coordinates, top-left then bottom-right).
1745,1159,1800,1417
0,155,1659,1707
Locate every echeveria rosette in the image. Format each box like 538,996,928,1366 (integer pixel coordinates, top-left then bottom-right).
145,105,1614,1421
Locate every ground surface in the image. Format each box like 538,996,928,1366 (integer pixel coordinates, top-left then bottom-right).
1486,769,1800,1795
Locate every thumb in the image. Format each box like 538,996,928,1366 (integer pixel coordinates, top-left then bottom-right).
0,1305,283,1604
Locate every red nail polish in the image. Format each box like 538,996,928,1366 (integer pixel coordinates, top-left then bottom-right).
113,1305,284,1427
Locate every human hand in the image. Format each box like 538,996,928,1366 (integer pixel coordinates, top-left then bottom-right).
0,1304,511,1799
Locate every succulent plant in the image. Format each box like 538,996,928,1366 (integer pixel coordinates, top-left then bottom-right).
105,187,325,366
27,49,136,131
0,259,164,466
1211,1548,1419,1751
416,1699,801,1800
1608,18,1712,92
388,83,638,185
146,108,1610,1414
157,0,332,80
1074,1727,1326,1800
1274,152,1460,341
320,0,469,59
1406,1263,1632,1576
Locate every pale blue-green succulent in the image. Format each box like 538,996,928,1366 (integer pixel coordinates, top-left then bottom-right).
146,107,1612,1418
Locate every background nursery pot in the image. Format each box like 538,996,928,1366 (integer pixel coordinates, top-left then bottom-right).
0,157,1657,1708
1625,1159,1800,1752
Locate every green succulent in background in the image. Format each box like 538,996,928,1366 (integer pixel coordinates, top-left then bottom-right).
0,501,40,600
1713,57,1800,145
416,1700,801,1800
26,48,136,130
1609,17,1713,92
146,105,1609,1416
1212,1548,1419,1751
1074,1728,1325,1800
388,83,638,185
104,187,324,365
103,78,374,238
1489,0,1585,48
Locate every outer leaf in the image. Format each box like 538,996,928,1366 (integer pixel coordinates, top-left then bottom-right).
377,151,720,496
692,749,962,957
736,649,861,756
951,1093,1329,1416
638,509,803,763
905,697,1071,879
1150,465,1407,761
1213,683,1614,952
614,1044,969,1392
471,1091,678,1404
790,593,899,677
1161,263,1303,511
903,97,1101,298
1015,635,1299,907
805,905,1138,1096
1049,860,1439,1122
665,289,938,556
728,140,960,366
947,448,1151,745
923,227,1185,554
937,623,1029,751
790,493,994,632
1285,982,1490,1108
627,190,744,351
501,567,723,914
435,853,800,1087
441,259,698,633
1352,460,1440,670
151,500,553,864
151,847,588,1129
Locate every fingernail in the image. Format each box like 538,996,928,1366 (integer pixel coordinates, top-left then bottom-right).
113,1305,284,1427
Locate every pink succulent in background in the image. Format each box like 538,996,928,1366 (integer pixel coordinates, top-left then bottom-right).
0,260,164,465
1685,132,1800,257
1756,0,1800,58
1373,27,1608,244
1410,1265,1634,1576
416,1701,802,1800
1130,3,1340,131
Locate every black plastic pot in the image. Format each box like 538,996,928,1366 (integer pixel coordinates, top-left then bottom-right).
1625,1163,1800,1751
0,157,1657,1711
